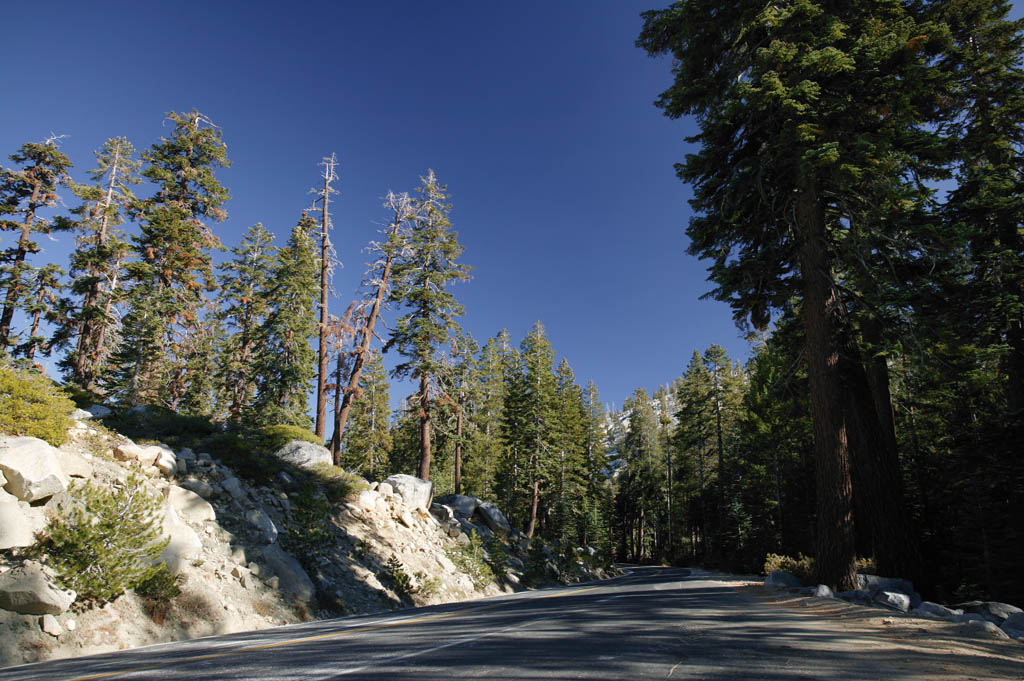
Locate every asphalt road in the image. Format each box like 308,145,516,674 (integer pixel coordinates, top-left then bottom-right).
2,567,1021,681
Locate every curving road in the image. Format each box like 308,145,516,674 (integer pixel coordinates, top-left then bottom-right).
1,567,1021,680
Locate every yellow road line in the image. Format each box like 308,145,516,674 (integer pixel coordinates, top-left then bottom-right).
64,584,608,681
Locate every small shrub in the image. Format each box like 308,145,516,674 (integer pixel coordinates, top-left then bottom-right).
33,476,170,605
60,383,105,410
485,537,509,576
260,424,322,451
136,566,182,602
0,364,74,446
383,556,415,600
763,553,815,584
523,540,551,587
310,462,368,503
414,571,441,598
282,485,334,570
447,532,495,589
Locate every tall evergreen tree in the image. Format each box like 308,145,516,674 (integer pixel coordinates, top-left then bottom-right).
216,223,276,424
339,351,392,478
386,170,470,481
111,110,229,407
12,263,69,362
60,137,139,390
638,0,945,589
0,138,73,351
250,215,319,428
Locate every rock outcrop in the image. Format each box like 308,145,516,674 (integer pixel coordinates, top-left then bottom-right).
0,437,69,502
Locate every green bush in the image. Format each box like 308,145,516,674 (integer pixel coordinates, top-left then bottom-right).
446,532,495,588
523,540,552,587
309,462,368,503
60,383,106,410
0,364,74,446
33,476,171,605
763,553,816,584
260,424,322,451
383,556,415,601
282,485,335,571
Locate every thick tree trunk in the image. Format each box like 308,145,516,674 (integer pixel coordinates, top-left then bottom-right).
417,373,432,481
797,182,857,591
329,351,345,464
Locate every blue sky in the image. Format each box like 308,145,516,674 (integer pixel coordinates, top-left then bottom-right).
8,1,1005,413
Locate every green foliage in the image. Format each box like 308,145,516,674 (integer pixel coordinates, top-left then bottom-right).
33,476,170,605
484,537,509,577
135,567,182,603
0,364,74,446
414,571,441,599
763,553,815,585
261,424,321,450
446,532,495,589
309,462,368,503
61,383,106,410
383,556,415,601
523,540,551,587
281,485,334,571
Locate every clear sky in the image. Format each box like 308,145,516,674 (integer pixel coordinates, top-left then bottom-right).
10,1,1008,413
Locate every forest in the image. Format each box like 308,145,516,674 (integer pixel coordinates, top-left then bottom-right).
1,0,1022,607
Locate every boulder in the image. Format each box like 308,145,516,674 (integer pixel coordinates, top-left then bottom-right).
913,601,961,620
396,508,415,528
176,447,196,463
378,482,394,498
765,570,802,588
274,470,299,491
55,449,93,479
357,490,378,513
436,494,479,518
799,584,834,599
260,544,314,602
430,503,454,523
159,504,203,574
872,590,911,612
40,613,63,637
954,601,1023,625
246,509,279,544
180,477,213,499
0,562,76,615
0,500,46,550
84,404,112,419
113,442,143,462
953,613,986,623
474,500,511,537
164,485,216,523
71,408,93,421
1003,612,1024,631
0,437,69,502
384,474,434,511
271,440,332,471
857,574,916,598
154,449,177,477
958,619,1010,640
220,476,245,501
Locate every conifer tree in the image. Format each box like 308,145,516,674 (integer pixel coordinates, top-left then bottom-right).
112,110,229,407
580,380,611,554
339,351,392,478
386,170,470,481
332,191,415,460
0,138,73,351
552,358,587,550
12,264,69,362
250,215,319,428
312,154,339,441
464,333,508,498
515,322,559,538
217,223,275,423
60,137,139,389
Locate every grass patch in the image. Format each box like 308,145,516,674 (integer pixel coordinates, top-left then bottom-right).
309,462,368,503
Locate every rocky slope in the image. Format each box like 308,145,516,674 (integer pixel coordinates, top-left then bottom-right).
0,406,611,668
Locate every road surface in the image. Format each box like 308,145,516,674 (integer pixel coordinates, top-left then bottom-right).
1,567,1021,680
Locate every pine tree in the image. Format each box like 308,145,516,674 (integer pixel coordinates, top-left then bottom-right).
250,215,319,428
516,322,559,538
464,333,508,499
637,0,945,589
339,351,392,477
113,110,229,407
386,170,470,481
60,137,139,390
312,154,339,442
438,332,479,495
0,138,73,352
12,264,69,362
217,223,276,423
332,191,415,460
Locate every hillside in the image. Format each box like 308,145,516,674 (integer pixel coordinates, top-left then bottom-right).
0,399,611,668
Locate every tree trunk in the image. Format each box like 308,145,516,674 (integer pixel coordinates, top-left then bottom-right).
527,478,540,539
417,373,432,481
797,182,857,591
454,397,464,495
315,166,333,441
0,181,42,348
329,350,345,464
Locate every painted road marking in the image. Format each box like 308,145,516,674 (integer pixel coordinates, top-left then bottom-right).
61,584,609,681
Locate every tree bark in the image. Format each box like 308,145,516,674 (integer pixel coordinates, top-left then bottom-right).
417,373,432,481
0,180,43,348
315,168,332,442
797,182,857,591
527,478,540,539
454,397,464,495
